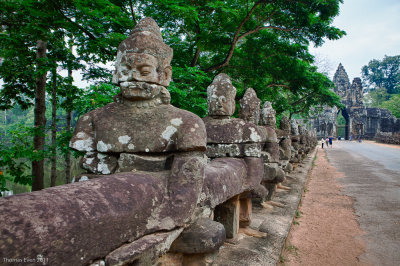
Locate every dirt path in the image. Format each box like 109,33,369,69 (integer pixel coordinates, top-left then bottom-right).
280,148,369,266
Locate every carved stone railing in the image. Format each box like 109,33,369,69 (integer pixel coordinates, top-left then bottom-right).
0,96,316,266
0,18,317,266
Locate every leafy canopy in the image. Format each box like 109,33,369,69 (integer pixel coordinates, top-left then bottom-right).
362,55,400,94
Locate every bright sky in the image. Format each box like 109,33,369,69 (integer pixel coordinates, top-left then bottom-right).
310,0,400,81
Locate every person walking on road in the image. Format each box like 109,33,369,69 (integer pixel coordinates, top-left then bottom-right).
325,137,329,148
321,138,325,149
329,136,333,148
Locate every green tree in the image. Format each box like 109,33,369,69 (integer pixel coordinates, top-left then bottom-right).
363,88,391,107
136,0,345,117
362,55,400,94
1,0,134,190
381,95,400,118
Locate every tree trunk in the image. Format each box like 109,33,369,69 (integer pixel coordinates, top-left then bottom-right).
50,68,57,187
65,65,72,184
32,40,47,191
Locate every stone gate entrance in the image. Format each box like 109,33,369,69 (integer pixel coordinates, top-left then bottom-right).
312,64,400,140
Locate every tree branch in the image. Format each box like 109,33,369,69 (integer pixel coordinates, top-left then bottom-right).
129,0,137,24
266,83,291,89
290,92,314,106
190,21,201,67
54,6,114,56
204,2,296,73
204,1,262,72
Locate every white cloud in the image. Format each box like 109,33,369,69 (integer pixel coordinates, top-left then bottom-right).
310,0,400,81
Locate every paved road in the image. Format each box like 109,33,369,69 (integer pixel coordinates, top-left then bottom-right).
324,141,400,266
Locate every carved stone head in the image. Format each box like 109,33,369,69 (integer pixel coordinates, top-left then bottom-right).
291,119,299,135
239,88,261,125
112,18,173,100
207,73,236,117
279,115,291,133
260,101,276,128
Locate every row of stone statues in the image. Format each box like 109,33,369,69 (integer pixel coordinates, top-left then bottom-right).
0,17,317,266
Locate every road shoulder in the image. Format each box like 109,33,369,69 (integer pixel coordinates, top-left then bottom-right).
281,148,367,266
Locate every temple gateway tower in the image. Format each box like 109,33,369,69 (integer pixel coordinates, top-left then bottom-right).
312,64,399,140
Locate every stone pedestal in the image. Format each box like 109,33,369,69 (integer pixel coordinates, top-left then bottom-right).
214,197,240,238
239,197,252,227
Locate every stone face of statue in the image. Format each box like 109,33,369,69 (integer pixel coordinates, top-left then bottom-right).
112,17,173,101
239,88,261,125
207,73,236,117
261,101,276,128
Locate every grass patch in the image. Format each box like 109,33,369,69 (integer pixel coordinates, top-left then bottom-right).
295,210,301,218
286,245,299,256
312,155,317,166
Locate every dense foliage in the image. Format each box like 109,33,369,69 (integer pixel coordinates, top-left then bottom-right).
364,88,400,118
362,55,400,118
0,0,345,193
362,55,400,94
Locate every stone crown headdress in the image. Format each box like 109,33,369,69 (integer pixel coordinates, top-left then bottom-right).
113,18,173,85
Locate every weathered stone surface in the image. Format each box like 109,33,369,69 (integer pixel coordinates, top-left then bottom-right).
263,163,279,182
264,142,279,162
206,143,261,158
261,151,272,163
279,138,291,160
117,153,172,172
239,197,252,227
239,88,261,125
243,143,262,157
0,172,170,265
203,117,263,144
292,141,300,151
201,158,247,208
163,156,206,223
251,184,269,202
263,182,276,201
207,73,236,117
260,101,276,129
291,135,300,143
259,126,278,143
291,120,299,135
81,152,118,174
375,132,400,145
243,157,264,188
214,197,240,238
71,173,99,183
170,218,226,254
206,143,241,158
71,105,207,154
285,163,293,172
279,115,291,135
105,229,183,265
263,163,285,184
274,168,285,183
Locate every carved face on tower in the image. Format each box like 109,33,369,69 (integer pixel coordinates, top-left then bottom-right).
207,73,236,117
113,18,173,100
